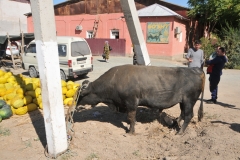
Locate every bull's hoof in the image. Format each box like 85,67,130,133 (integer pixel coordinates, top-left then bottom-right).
127,132,138,136
176,131,183,135
176,130,185,135
127,130,136,135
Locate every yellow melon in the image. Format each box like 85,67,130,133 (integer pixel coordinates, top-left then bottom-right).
16,88,24,95
73,83,80,90
5,88,15,95
17,94,24,99
62,94,66,101
61,80,67,87
35,88,41,97
7,76,16,82
27,103,38,112
4,93,17,101
67,84,73,90
11,97,24,109
67,99,75,106
25,83,34,91
67,80,74,85
6,100,11,105
33,98,37,105
10,106,16,115
3,74,10,79
25,91,36,98
39,102,43,110
64,97,73,106
5,72,13,76
23,95,32,105
62,87,67,94
33,96,42,105
66,89,75,98
0,77,7,84
15,106,28,115
0,88,6,97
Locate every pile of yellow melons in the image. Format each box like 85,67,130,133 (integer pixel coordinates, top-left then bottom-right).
0,69,80,116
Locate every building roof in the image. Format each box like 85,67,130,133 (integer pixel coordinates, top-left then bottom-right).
137,3,188,20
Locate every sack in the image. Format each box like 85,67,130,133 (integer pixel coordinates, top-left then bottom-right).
207,65,214,74
109,46,112,51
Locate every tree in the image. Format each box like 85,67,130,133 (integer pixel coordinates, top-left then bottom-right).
187,0,240,38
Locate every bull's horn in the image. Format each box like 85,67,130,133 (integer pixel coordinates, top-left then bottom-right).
81,80,90,89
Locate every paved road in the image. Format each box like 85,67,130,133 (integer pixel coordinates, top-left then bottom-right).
80,55,186,83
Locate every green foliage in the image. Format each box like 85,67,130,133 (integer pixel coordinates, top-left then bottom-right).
218,23,240,69
188,0,240,35
200,37,215,59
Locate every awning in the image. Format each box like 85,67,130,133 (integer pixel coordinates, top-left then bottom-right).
0,33,34,45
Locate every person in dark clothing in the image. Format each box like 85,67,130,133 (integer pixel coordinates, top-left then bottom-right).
205,47,227,104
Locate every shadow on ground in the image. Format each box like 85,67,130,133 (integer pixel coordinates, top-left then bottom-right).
203,99,237,109
73,105,179,133
211,121,240,133
97,59,107,63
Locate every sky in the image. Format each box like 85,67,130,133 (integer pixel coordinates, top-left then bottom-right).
53,0,189,8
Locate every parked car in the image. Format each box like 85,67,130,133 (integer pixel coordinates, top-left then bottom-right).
22,36,93,81
6,45,20,57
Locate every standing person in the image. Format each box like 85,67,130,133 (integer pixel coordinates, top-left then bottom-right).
103,41,111,63
186,40,204,68
207,45,220,74
205,47,227,104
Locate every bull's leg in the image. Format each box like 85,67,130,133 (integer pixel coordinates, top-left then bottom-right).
127,110,136,134
177,105,194,135
176,103,184,126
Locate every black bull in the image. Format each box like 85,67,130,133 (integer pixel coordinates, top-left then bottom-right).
77,65,205,135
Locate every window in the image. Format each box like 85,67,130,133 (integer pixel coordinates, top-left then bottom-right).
58,44,67,57
179,32,182,42
87,31,93,39
26,44,36,53
110,30,119,39
71,41,91,57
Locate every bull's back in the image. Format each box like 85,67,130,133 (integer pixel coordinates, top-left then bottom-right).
94,65,204,95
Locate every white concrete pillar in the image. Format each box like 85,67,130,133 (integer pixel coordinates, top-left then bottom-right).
29,0,68,157
120,0,151,66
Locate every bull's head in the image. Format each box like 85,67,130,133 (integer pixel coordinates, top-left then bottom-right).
77,80,100,107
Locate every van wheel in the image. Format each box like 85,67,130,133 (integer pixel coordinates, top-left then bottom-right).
60,70,67,81
29,67,38,78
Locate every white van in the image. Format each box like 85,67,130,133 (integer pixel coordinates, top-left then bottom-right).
22,36,93,81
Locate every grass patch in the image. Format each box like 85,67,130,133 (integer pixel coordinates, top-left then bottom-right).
86,152,99,160
60,149,78,160
132,150,140,156
0,126,11,136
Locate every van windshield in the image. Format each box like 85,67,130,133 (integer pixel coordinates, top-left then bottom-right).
71,41,91,57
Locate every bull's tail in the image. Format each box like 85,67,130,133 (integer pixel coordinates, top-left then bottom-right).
198,71,205,121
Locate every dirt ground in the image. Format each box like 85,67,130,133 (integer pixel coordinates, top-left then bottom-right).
0,57,240,160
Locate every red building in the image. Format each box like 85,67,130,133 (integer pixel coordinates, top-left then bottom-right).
26,1,189,60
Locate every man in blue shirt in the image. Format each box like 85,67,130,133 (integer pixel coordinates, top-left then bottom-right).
205,47,227,104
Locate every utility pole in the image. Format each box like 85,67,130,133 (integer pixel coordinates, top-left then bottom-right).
120,0,151,66
30,0,68,158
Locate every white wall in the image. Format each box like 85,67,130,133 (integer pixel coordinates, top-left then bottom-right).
0,0,31,35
